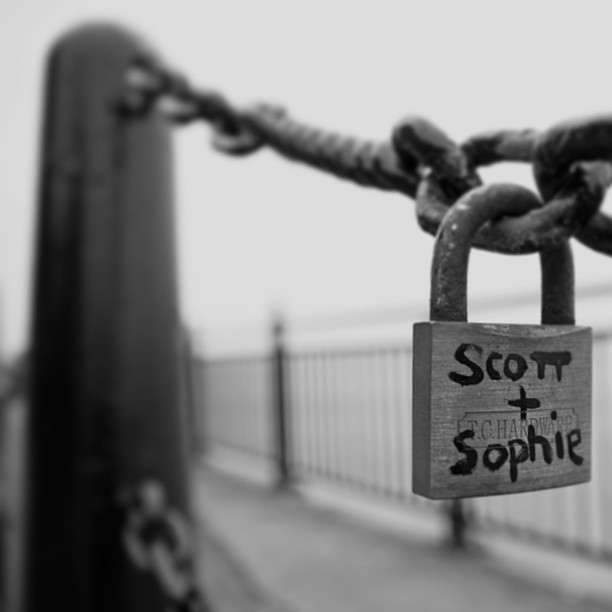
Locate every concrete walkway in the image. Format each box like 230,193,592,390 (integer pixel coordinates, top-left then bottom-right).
194,467,611,612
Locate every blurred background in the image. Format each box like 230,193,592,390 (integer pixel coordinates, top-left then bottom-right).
2,1,612,611
2,0,612,358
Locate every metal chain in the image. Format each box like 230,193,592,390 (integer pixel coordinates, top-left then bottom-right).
120,480,211,612
120,55,612,256
121,56,420,196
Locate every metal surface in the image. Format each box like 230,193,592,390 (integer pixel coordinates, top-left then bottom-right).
414,168,605,254
393,116,609,255
534,115,612,255
430,183,575,324
462,128,537,166
392,116,479,199
421,180,570,539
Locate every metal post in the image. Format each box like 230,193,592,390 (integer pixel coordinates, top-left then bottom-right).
182,329,205,455
190,354,207,457
272,314,292,488
23,24,194,612
448,500,469,548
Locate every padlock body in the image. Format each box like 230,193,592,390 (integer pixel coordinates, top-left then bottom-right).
413,322,591,499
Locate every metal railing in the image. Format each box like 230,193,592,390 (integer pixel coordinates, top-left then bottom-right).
197,321,612,562
203,356,273,461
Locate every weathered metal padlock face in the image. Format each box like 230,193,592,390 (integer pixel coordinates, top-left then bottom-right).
412,322,591,499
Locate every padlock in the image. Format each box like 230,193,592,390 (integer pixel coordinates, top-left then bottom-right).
412,185,591,499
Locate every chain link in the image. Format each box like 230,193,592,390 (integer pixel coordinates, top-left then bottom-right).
121,56,420,195
121,55,612,256
121,480,211,612
393,117,612,254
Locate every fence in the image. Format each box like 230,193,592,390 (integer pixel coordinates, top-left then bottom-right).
197,318,612,562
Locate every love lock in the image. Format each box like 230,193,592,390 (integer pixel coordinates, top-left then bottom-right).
412,184,592,499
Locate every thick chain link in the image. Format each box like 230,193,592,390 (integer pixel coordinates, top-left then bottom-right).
120,55,612,256
121,480,211,612
394,117,612,254
121,56,420,196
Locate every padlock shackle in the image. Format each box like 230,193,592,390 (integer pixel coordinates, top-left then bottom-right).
430,184,575,325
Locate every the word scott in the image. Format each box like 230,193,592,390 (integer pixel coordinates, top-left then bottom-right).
448,343,572,386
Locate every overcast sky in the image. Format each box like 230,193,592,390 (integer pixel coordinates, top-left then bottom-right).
1,0,612,357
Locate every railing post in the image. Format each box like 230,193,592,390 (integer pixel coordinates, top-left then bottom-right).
447,500,469,548
23,24,198,612
182,330,206,456
191,354,207,457
272,314,292,488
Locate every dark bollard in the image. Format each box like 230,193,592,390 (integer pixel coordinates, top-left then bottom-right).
23,24,201,612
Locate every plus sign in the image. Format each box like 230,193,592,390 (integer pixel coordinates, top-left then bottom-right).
507,385,540,420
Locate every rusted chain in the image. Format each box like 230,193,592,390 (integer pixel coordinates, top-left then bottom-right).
242,108,420,195
394,117,611,254
534,115,612,255
414,167,607,254
120,56,612,256
392,116,479,200
121,56,421,196
461,129,538,166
